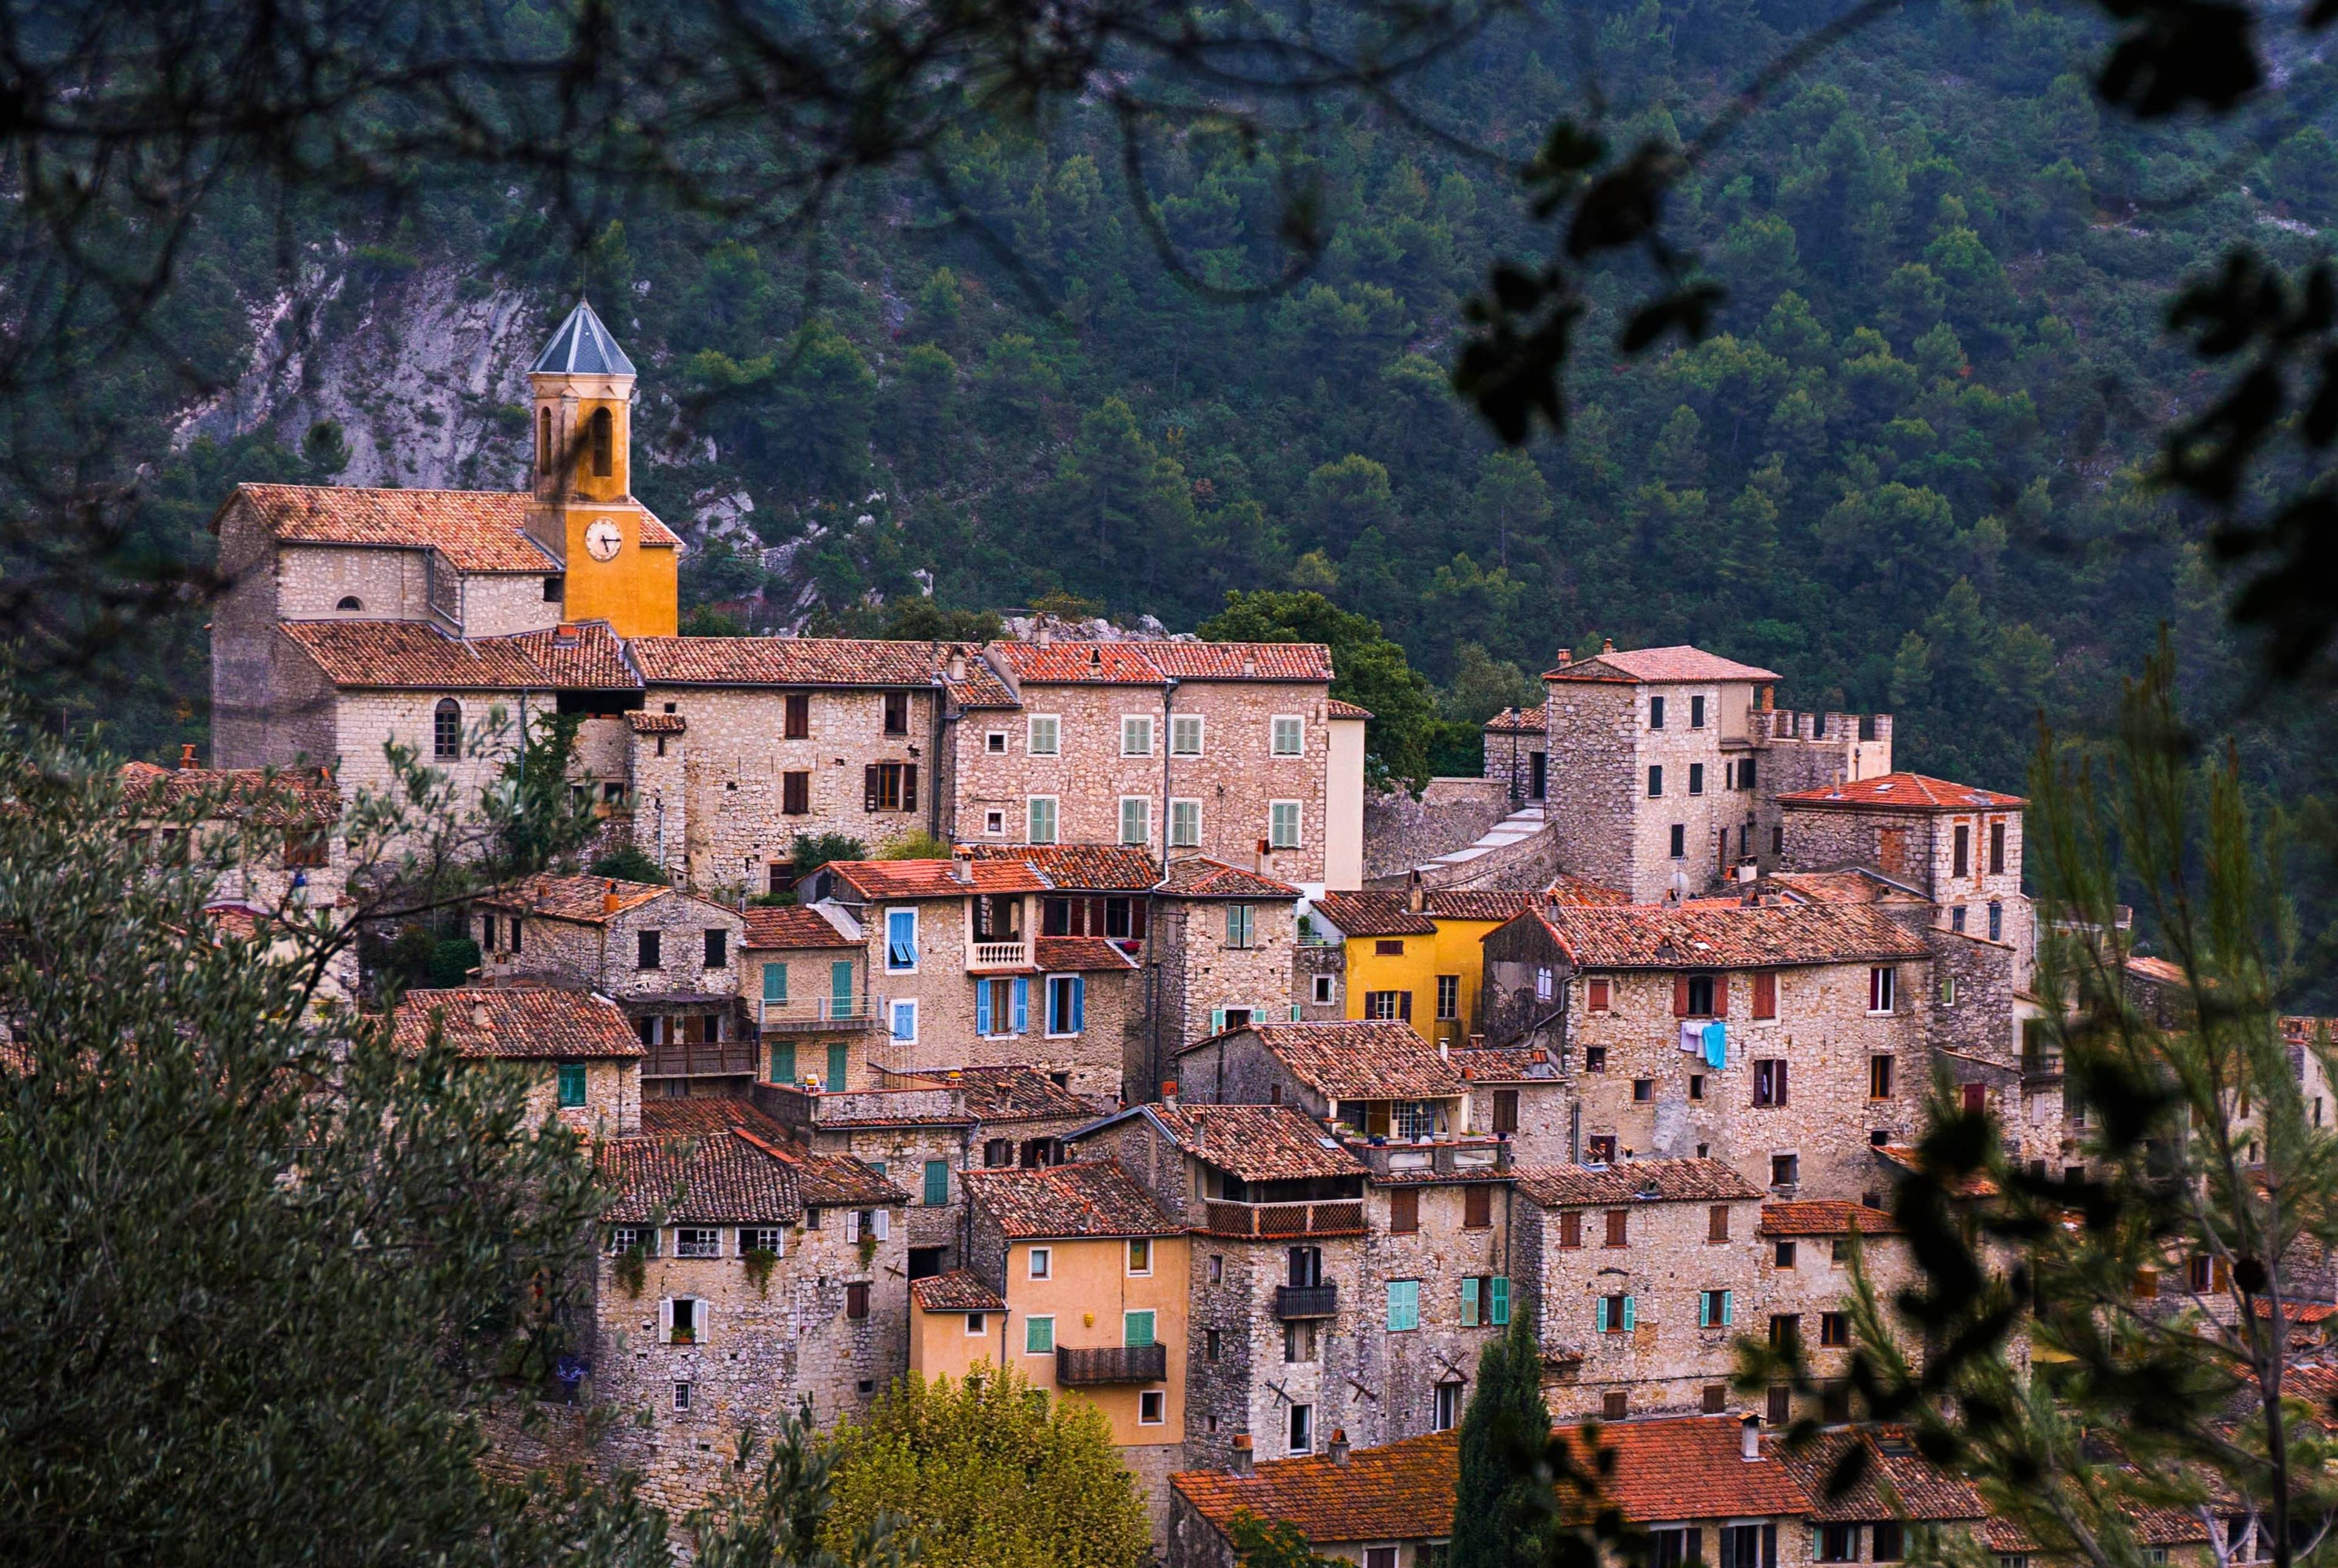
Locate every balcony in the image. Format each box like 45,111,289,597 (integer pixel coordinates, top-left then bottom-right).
1201,1199,1366,1239
756,996,882,1032
1274,1283,1339,1320
642,1041,760,1078
970,940,1029,970
1056,1343,1168,1385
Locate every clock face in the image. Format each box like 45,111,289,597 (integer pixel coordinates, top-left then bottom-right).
584,519,623,561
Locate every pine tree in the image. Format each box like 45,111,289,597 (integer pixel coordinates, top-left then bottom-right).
1450,1317,1552,1568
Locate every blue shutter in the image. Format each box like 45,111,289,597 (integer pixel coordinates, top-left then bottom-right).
1210,1007,1226,1033
1596,1297,1610,1333
977,981,992,1036
1719,1289,1733,1327
1490,1276,1510,1326
1460,1276,1480,1326
1070,975,1084,1034
1013,978,1030,1034
1622,1295,1637,1331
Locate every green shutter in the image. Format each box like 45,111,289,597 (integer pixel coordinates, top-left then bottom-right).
923,1159,949,1207
556,1063,586,1107
1125,1311,1156,1347
827,1042,849,1090
1719,1289,1732,1327
1490,1276,1511,1326
762,961,788,1003
770,1041,796,1083
1460,1276,1480,1326
830,961,854,1011
1027,1315,1053,1354
1622,1295,1637,1331
1596,1297,1610,1333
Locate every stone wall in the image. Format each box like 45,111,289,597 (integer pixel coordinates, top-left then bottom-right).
1360,778,1512,882
628,725,690,879
1293,940,1346,1021
1540,683,1640,899
277,541,435,620
1156,896,1299,1059
1333,1178,1515,1449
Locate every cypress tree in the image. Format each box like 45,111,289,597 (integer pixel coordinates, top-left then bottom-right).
1449,1316,1553,1568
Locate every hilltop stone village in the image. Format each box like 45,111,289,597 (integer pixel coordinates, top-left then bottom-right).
166,304,2296,1566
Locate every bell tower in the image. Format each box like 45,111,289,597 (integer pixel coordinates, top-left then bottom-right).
525,299,677,636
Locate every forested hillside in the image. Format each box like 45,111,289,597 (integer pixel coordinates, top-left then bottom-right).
63,0,2338,803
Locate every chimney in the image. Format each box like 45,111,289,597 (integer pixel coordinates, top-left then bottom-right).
1255,836,1269,875
1229,1434,1254,1477
1329,1429,1351,1466
952,844,974,884
1033,622,1053,649
1160,1079,1178,1107
1406,872,1425,914
1741,1415,1761,1462
1601,637,1615,653
472,1000,493,1030
1242,657,1257,678
178,743,198,770
947,648,967,682
1555,646,1571,667
603,879,621,914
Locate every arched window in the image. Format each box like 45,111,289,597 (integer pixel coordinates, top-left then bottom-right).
538,408,552,475
589,407,613,478
336,595,363,612
434,698,462,761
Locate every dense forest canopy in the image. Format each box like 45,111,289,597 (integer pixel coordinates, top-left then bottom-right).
36,0,2338,819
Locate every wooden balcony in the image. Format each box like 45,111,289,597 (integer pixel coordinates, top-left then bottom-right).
642,1042,760,1078
1056,1343,1167,1385
969,940,1029,970
1274,1283,1339,1320
1201,1199,1367,1239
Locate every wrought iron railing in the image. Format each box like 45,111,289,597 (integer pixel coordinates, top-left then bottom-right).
1056,1343,1167,1385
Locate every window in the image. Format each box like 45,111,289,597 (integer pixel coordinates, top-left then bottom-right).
1740,755,1757,790
1722,1522,1777,1568
1754,1059,1788,1106
1139,1390,1165,1425
1436,975,1461,1021
863,760,916,811
1460,1275,1511,1326
1492,1088,1519,1134
1702,1384,1729,1414
538,407,553,472
1834,1237,1859,1264
1029,1247,1051,1280
1606,1211,1629,1247
1820,1311,1850,1346
1537,967,1554,1002
1170,798,1201,847
1954,822,1971,877
769,1040,797,1082
1207,1327,1222,1359
1585,1045,1609,1071
845,1281,871,1319
609,1225,647,1255
1272,715,1304,755
985,731,1007,755
1313,975,1336,1006
1225,904,1257,948
1027,715,1059,755
886,909,918,971
889,999,918,1043
1027,797,1058,844
482,914,499,951
1769,1314,1802,1350
1171,715,1204,755
1365,990,1412,1021
1873,1522,1905,1562
1817,1525,1862,1564
557,1063,587,1108
1386,1280,1420,1331
1751,966,1777,1020
1650,696,1666,730
1464,1185,1493,1229
1648,764,1665,797
1434,1381,1463,1431
1596,1293,1634,1332
676,1228,720,1259
434,699,462,760
1559,1211,1582,1248
1288,1402,1313,1455
1771,1154,1800,1188
589,407,613,476
1686,974,1716,1015
335,594,365,612
1375,939,1405,957
784,693,810,738
1587,977,1610,1012
1940,968,1959,1002
1118,797,1150,845
1124,1309,1157,1346
1870,1056,1895,1098
1122,715,1154,755
1771,825,1783,854
1708,1205,1731,1242
1699,1288,1733,1327
922,1160,949,1207
827,1041,849,1090
669,1297,701,1343
1633,1077,1654,1102
1689,762,1705,796
1045,975,1084,1036
964,1312,988,1336
1690,1074,1705,1099
1868,967,1895,1013
1671,825,1686,858
1128,1237,1152,1276
1269,800,1302,849
782,771,810,814
704,929,728,968
1774,1240,1797,1268
1285,1320,1319,1362
1990,821,2007,875
1989,901,2003,941
673,1381,693,1411
882,691,910,736
1691,694,1706,729
637,930,662,970
1390,1189,1420,1233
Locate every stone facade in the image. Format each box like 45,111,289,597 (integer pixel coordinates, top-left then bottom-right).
1146,892,1302,1087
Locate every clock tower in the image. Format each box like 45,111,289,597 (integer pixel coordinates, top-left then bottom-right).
525,299,679,636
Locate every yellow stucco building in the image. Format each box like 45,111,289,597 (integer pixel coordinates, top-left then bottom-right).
1311,887,1540,1045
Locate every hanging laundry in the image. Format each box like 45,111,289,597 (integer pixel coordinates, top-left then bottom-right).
1679,1020,1704,1054
1702,1020,1727,1071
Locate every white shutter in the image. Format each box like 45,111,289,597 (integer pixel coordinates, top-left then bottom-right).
658,1297,675,1344
698,1301,714,1347
846,1209,862,1242
874,1208,891,1241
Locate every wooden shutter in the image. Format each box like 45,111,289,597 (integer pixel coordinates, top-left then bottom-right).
1715,974,1730,1017
1391,1188,1419,1233
1560,1210,1581,1248
862,765,880,811
1606,1209,1628,1247
1465,1185,1492,1228
1709,1205,1730,1242
1752,971,1777,1020
1588,977,1609,1012
1673,974,1691,1016
902,763,918,811
1398,990,1413,1023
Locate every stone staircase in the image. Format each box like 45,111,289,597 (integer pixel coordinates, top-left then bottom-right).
1366,803,1559,892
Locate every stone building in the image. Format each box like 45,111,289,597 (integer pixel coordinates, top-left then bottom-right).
589,1096,906,1515
739,901,875,1097
1310,886,1537,1047
476,873,749,1085
390,984,644,1138
1449,1045,1574,1164
1138,856,1307,1097
1481,643,1892,902
1480,901,1938,1200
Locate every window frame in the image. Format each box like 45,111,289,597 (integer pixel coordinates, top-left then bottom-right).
704,928,728,970
637,929,662,970
1027,796,1059,845
1224,903,1257,949
675,1227,721,1259
1029,1246,1051,1279
1171,714,1206,757
1025,714,1061,756
1127,1237,1153,1277
889,998,918,1043
1168,797,1202,847
1118,795,1151,846
1386,1278,1422,1332
556,1062,588,1108
1121,714,1156,756
1869,965,1896,1014
1268,799,1302,849
1648,764,1664,798
885,907,919,973
1025,1314,1055,1354
1123,1309,1157,1347
433,698,463,761
1138,1389,1166,1426
1271,714,1305,756
1435,974,1461,1021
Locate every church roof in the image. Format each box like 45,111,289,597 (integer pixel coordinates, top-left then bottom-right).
532,299,636,377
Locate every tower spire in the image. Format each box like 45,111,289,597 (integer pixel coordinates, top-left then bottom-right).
532,298,636,377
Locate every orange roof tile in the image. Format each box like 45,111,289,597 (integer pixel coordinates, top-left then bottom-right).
742,905,857,949
1544,873,1631,906
963,1160,1179,1239
1094,1103,1371,1183
1327,698,1373,719
1158,857,1300,899
1532,902,1932,969
118,761,339,825
634,1097,904,1206
1313,891,1436,937
1782,1430,1986,1522
1513,1159,1763,1206
279,618,636,690
911,1270,1006,1312
477,873,728,925
827,859,1048,900
950,1065,1093,1122
1034,936,1140,971
223,483,561,572
1543,645,1782,684
1190,1020,1468,1102
393,986,643,1059
1759,1200,1900,1236
1775,772,2027,813
1140,641,1335,681
630,635,960,687
972,844,1160,890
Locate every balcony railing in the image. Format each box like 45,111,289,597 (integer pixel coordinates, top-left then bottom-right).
1056,1343,1168,1385
2022,1052,2065,1078
642,1042,760,1078
757,996,882,1032
970,940,1029,970
1274,1283,1339,1320
1201,1199,1367,1238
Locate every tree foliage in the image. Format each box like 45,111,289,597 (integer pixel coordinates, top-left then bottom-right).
1453,1318,1557,1568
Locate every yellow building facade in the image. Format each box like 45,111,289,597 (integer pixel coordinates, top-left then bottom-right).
1315,890,1527,1046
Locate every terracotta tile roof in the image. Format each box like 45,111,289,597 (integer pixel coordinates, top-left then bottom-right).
911,1270,1006,1312
974,844,1160,890
1763,869,1929,906
1775,772,2027,813
1484,700,1550,734
2126,955,2189,989
1573,1418,1812,1522
118,761,340,825
603,1102,806,1223
633,1097,905,1207
1141,641,1335,682
1172,1430,1459,1545
2252,1299,2338,1323
1034,936,1140,971
1313,891,1437,937
991,640,1178,685
1783,1430,1986,1522
1759,1201,1901,1236
1327,698,1373,719
222,483,561,572
946,660,1020,709
1534,902,1933,969
627,711,686,733
1126,1103,1370,1181
1424,889,1535,922
1545,873,1631,906
279,618,637,690
1544,645,1782,684
1872,1142,1998,1199
827,858,1048,900
1512,1159,1763,1207
477,873,697,925
630,635,958,687
962,1160,1179,1239
1448,1046,1563,1082
1198,1020,1469,1101
393,986,643,1059
1157,856,1299,899
742,905,857,949
950,1065,1094,1123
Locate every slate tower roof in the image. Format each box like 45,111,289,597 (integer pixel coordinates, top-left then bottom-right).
532,298,637,377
